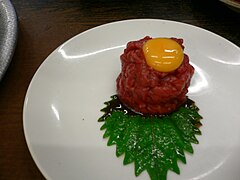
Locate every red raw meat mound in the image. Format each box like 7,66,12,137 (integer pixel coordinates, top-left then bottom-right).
116,36,194,115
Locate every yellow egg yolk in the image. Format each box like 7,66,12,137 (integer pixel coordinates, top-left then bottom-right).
143,38,184,72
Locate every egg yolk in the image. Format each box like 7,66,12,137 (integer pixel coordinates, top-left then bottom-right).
143,38,184,72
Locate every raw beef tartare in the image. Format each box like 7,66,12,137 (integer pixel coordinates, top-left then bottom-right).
116,36,194,115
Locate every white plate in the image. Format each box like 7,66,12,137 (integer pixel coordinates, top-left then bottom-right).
23,19,240,180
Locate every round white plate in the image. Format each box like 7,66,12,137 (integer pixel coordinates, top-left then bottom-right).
23,19,240,180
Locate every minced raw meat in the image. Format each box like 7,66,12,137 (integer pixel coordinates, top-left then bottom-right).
116,36,194,115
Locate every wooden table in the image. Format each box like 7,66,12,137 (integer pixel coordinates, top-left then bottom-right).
0,0,239,179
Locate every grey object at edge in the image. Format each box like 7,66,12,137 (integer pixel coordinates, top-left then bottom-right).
0,0,18,81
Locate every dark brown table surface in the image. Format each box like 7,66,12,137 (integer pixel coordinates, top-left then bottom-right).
0,0,239,179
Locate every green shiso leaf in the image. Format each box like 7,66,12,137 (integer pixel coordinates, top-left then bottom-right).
98,95,202,180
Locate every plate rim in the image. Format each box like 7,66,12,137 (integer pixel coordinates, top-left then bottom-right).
219,0,240,8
